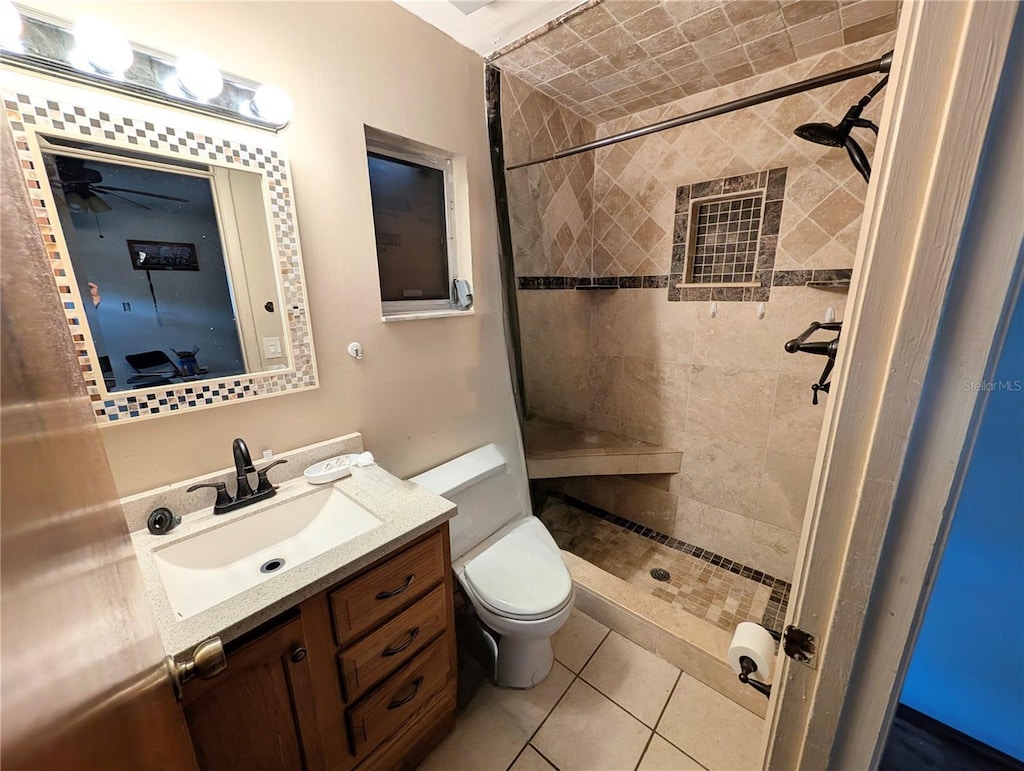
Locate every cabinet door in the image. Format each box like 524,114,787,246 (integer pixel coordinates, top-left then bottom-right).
182,612,326,771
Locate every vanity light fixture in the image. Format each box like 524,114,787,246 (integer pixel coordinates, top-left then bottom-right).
249,84,294,125
172,50,224,101
0,0,23,53
2,7,293,131
70,16,133,77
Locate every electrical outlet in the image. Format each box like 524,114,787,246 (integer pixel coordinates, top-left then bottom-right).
263,336,282,358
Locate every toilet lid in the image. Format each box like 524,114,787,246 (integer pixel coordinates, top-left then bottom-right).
464,519,573,620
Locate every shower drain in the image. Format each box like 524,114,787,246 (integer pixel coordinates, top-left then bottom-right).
260,557,286,574
650,567,671,582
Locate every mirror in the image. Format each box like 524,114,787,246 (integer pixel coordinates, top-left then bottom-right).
41,137,288,391
5,71,317,423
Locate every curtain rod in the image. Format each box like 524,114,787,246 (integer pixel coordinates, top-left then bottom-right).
505,51,893,171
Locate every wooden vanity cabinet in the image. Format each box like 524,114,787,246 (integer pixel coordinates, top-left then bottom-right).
180,525,457,771
182,611,326,771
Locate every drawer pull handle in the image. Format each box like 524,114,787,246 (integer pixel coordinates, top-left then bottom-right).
376,574,415,601
290,646,307,663
382,627,421,658
387,677,424,710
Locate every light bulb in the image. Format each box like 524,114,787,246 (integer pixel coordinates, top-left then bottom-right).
0,0,22,53
250,84,293,125
175,50,223,101
71,17,133,76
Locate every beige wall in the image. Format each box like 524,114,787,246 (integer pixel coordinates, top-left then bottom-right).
25,1,524,496
504,32,895,580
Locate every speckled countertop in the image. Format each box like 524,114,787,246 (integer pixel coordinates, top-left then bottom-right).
131,464,456,658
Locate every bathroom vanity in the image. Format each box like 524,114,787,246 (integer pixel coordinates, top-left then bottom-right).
127,441,460,771
181,526,457,771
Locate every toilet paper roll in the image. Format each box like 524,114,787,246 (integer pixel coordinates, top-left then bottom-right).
727,622,776,682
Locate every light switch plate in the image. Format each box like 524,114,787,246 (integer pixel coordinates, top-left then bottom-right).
263,336,282,357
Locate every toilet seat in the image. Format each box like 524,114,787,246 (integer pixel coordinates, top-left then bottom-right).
463,518,573,621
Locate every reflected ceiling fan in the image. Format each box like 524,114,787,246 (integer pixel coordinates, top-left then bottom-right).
52,156,190,212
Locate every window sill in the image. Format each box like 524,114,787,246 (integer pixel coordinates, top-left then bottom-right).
674,281,761,289
381,308,476,323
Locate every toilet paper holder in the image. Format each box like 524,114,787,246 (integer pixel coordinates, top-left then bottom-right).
736,625,816,698
738,656,772,697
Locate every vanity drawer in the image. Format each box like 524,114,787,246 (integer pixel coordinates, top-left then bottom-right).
339,583,447,702
347,634,451,754
330,532,445,645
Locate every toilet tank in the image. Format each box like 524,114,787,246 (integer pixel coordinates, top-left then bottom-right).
410,444,524,561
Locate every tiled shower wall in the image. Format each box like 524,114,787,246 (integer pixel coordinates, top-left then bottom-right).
590,34,892,277
502,32,894,580
503,73,597,425
502,73,597,278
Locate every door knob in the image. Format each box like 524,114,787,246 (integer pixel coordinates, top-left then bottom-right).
290,646,307,663
166,637,227,700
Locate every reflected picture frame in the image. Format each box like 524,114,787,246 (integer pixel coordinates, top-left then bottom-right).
127,240,200,272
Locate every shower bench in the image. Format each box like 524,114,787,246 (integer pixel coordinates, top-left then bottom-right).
524,418,682,479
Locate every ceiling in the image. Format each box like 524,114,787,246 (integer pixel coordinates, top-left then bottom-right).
492,0,899,123
392,0,587,56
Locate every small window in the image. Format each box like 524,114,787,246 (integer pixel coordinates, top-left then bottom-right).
365,129,459,316
688,192,764,284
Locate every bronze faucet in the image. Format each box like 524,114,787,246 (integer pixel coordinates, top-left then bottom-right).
187,437,287,514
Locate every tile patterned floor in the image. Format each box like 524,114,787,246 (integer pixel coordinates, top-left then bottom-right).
419,610,765,771
540,500,789,635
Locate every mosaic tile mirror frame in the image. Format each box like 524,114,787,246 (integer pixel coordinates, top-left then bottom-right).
3,72,318,424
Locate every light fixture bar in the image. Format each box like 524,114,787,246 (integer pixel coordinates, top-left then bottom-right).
2,8,290,131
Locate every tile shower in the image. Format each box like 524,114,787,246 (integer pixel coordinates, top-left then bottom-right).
495,2,896,640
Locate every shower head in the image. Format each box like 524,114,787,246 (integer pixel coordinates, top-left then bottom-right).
795,109,876,182
793,121,848,148
794,75,888,182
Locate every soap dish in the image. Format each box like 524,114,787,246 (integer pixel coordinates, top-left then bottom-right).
304,451,375,484
304,456,355,484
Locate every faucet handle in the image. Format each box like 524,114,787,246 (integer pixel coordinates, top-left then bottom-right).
255,459,288,494
187,482,233,509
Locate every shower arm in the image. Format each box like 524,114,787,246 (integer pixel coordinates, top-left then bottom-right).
505,52,893,171
842,74,890,132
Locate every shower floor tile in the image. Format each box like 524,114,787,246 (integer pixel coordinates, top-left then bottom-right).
540,499,788,636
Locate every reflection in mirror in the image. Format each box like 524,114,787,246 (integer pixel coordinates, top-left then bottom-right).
4,70,317,423
40,137,288,392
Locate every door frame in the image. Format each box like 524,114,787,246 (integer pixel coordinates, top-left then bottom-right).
763,1,1022,768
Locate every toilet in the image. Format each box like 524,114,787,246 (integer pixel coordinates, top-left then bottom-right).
410,443,574,688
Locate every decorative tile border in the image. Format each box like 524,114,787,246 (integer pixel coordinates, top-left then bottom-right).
775,268,853,286
516,167,850,302
517,269,850,294
669,167,786,303
548,491,791,633
517,275,669,290
4,76,316,424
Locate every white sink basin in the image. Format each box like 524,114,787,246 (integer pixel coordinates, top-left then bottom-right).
153,485,382,620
